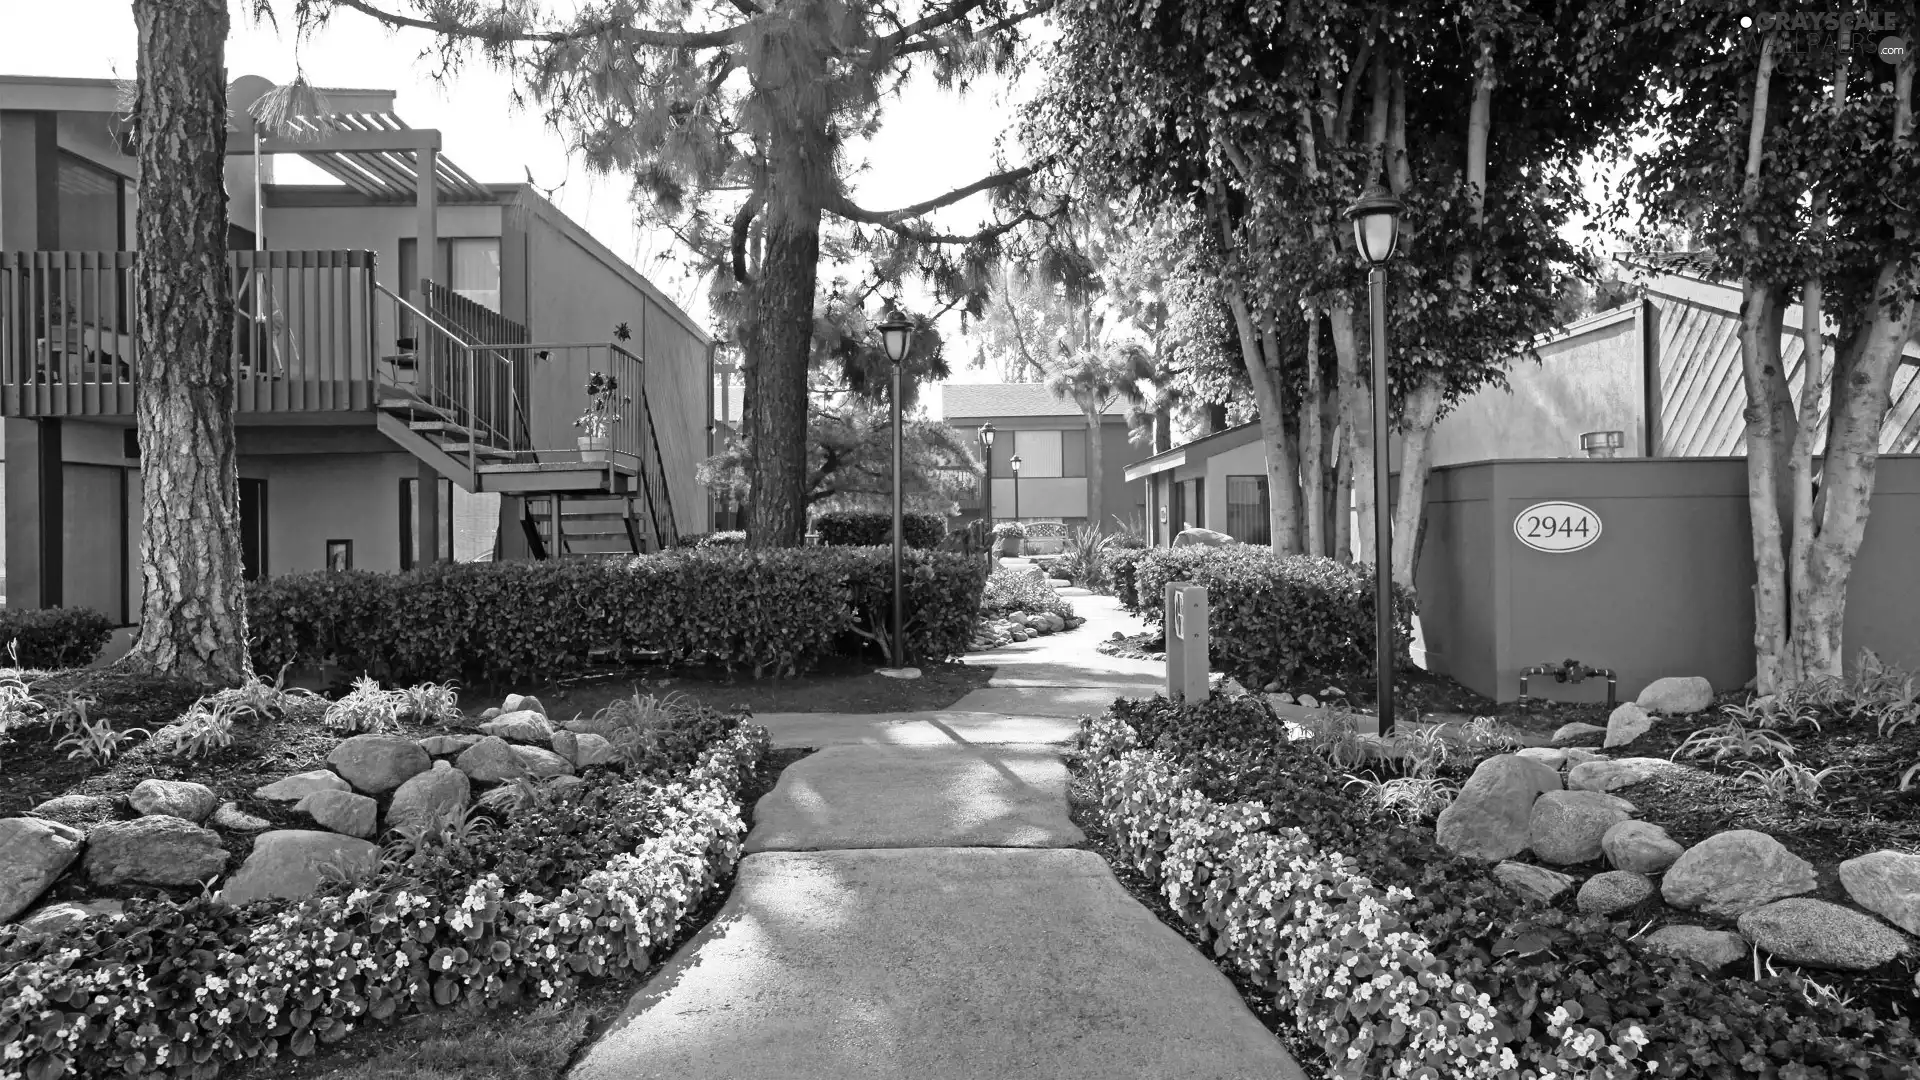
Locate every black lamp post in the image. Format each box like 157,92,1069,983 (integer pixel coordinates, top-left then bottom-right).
1344,181,1404,736
978,421,996,558
1010,454,1022,522
878,309,915,672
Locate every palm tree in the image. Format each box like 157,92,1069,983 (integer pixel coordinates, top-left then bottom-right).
1043,342,1153,533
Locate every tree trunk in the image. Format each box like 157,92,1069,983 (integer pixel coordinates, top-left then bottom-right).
1153,404,1172,453
1256,314,1303,553
1300,305,1327,557
1330,294,1373,563
1321,374,1342,556
1084,408,1105,534
1331,427,1352,562
118,0,249,686
1391,374,1443,588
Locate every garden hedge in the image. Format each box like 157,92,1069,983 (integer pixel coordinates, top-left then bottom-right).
246,547,987,684
1079,695,1918,1080
812,509,946,549
0,608,115,670
1124,547,1414,688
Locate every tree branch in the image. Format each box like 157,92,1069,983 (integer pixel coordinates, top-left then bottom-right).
834,163,1044,225
892,0,1057,57
315,0,746,49
732,192,761,286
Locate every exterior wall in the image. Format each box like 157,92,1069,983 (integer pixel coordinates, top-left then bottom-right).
260,201,505,303
1204,440,1269,540
250,452,420,574
946,412,1147,530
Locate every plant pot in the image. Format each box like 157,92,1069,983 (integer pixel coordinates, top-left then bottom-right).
577,435,610,463
1000,537,1023,556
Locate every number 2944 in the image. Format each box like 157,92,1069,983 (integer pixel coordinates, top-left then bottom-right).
1513,502,1602,553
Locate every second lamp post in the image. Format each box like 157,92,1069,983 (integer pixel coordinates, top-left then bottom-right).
877,310,916,673
1343,181,1404,737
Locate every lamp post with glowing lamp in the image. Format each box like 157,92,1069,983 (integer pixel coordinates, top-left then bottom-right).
877,310,916,677
978,422,996,559
1343,181,1404,736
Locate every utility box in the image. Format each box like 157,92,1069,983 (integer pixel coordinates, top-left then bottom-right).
1164,582,1209,703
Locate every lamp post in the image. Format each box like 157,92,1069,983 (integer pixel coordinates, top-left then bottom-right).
978,422,996,559
878,309,916,675
1010,455,1022,522
1344,181,1404,737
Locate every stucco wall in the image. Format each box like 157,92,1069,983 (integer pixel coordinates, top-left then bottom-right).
950,413,1147,530
251,452,420,574
1430,310,1646,467
1204,439,1269,540
260,202,505,300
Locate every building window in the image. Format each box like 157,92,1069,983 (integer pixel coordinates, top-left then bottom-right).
326,539,353,572
239,479,267,581
399,237,503,312
1062,429,1087,478
57,152,123,250
1011,428,1064,477
1225,475,1270,544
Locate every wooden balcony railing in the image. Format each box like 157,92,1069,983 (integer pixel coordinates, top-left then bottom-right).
0,250,377,417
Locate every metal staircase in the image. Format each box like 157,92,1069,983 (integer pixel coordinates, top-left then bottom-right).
521,494,651,557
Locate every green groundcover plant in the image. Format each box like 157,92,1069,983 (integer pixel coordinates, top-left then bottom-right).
0,609,115,671
1078,695,1918,1080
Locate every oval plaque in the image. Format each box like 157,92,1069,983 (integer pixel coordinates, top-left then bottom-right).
1514,501,1602,553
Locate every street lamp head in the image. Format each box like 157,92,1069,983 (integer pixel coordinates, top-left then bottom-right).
978,421,995,448
1010,454,1022,473
877,310,915,364
1344,182,1404,267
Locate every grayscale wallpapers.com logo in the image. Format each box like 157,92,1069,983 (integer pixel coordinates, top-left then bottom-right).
1740,10,1910,63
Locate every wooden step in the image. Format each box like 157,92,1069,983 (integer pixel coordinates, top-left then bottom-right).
409,420,473,439
438,442,513,458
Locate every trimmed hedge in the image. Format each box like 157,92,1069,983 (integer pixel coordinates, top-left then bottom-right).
246,548,987,684
813,509,946,549
1125,547,1413,688
1081,696,1919,1080
0,607,114,670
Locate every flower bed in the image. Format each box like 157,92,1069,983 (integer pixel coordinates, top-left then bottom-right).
1076,694,1918,1079
0,719,769,1080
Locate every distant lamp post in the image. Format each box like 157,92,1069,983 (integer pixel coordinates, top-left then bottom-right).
1344,181,1404,737
978,421,996,559
878,309,916,678
1010,454,1022,522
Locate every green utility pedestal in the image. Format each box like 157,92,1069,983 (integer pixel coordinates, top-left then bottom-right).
1164,582,1210,704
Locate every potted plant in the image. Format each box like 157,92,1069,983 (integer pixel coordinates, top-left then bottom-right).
573,370,629,462
992,520,1027,556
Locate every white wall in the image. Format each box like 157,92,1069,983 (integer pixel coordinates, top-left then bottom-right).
253,452,419,574
261,202,504,300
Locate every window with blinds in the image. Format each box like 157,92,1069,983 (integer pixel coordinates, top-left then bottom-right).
1225,475,1270,544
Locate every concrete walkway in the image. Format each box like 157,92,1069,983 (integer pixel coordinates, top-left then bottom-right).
570,578,1307,1080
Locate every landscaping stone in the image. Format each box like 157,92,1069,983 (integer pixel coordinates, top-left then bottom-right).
1552,722,1607,742
209,802,272,831
27,794,114,829
1641,925,1748,969
1492,861,1576,904
479,709,556,744
1603,703,1655,748
1662,829,1818,917
1578,870,1656,915
500,693,547,717
84,817,227,888
417,733,483,756
1636,676,1714,715
255,769,351,802
328,734,431,794
1737,898,1912,970
1567,756,1674,793
218,830,379,906
1838,850,1920,936
547,775,587,796
1269,691,1294,704
510,744,575,778
455,736,527,782
1172,526,1238,547
1528,790,1633,865
479,707,501,720
1602,820,1686,875
1262,681,1283,693
14,899,122,940
128,778,220,823
1435,755,1562,862
563,713,623,740
295,789,378,839
1297,694,1319,709
1562,748,1603,768
387,761,471,835
1516,746,1569,770
1,817,85,923
551,730,616,768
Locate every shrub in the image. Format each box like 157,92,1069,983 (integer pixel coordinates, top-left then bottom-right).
813,509,946,549
980,566,1076,621
991,520,1027,540
697,530,747,548
1129,547,1414,688
0,607,114,670
1106,546,1148,606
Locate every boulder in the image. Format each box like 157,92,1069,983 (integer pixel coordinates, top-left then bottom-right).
1173,527,1239,548
1297,694,1320,709
14,899,123,941
500,693,547,717
479,709,556,744
1838,850,1920,936
328,734,431,794
1,817,86,922
1492,861,1576,904
1602,820,1686,875
1603,703,1655,748
1263,681,1284,693
1528,790,1633,865
1516,747,1569,771
417,733,483,756
295,789,378,839
1737,898,1912,971
1636,676,1714,715
1434,754,1563,863
1641,925,1749,970
209,802,272,832
553,730,616,768
1567,757,1675,793
84,817,227,888
1552,722,1608,743
128,778,220,823
456,736,528,783
27,794,114,829
1578,870,1656,915
1662,830,1818,917
1562,748,1603,769
510,744,575,778
255,769,351,803
563,713,624,740
218,830,379,906
1269,691,1295,705
387,760,471,835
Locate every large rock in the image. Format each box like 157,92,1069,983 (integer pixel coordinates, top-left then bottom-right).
417,733,483,756
552,730,617,769
1172,527,1239,548
1602,820,1686,875
84,817,227,888
1515,747,1569,771
1492,861,1576,904
1737,898,1912,971
295,789,377,839
1641,925,1749,970
456,735,527,783
1568,757,1675,793
1551,722,1608,743
479,709,556,744
1603,703,1655,748
1562,748,1603,769
27,794,115,829
510,744,575,778
387,760,471,835
1662,830,1818,917
255,769,351,802
1839,850,1920,936
13,899,123,941
1636,676,1714,715
209,802,272,832
1528,790,1633,865
218,830,379,906
328,734,431,794
1578,870,1656,915
500,693,547,718
1435,755,1562,862
1,817,85,922
128,778,220,823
